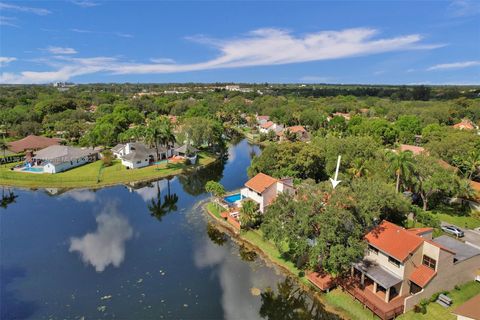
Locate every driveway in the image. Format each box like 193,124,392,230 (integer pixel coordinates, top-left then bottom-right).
440,221,480,248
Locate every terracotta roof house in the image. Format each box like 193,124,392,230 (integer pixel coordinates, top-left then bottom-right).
258,121,284,135
8,135,62,153
470,180,480,201
399,144,426,156
452,294,480,320
348,220,480,318
240,173,295,212
453,119,476,131
279,125,310,141
332,112,351,121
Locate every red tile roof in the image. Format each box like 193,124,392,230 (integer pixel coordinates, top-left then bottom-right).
471,181,480,201
257,115,270,121
287,125,307,133
399,144,425,156
260,121,274,129
307,272,335,291
453,294,480,320
453,119,475,130
8,135,62,153
365,221,424,262
409,265,436,287
245,173,278,194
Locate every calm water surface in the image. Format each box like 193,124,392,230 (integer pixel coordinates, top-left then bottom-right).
1,139,337,320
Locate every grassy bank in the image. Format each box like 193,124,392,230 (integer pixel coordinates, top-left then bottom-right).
205,201,374,320
398,281,480,320
0,152,216,189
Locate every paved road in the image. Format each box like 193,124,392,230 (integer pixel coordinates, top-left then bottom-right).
440,221,480,248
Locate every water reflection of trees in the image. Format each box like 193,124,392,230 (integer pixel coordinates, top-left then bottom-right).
148,178,179,221
1,188,18,209
259,278,340,320
239,244,257,262
178,159,225,196
206,223,228,246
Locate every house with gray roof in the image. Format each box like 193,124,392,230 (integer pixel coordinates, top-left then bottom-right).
112,142,172,169
33,145,98,173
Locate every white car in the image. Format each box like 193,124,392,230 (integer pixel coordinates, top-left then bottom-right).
441,225,464,237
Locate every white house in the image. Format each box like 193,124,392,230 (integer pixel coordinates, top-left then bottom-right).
259,121,284,135
111,142,165,169
240,172,295,212
33,145,98,173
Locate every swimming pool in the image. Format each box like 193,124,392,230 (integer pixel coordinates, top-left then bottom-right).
22,167,44,173
154,160,168,165
224,193,242,204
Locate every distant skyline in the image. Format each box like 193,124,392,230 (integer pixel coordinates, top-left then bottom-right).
0,0,479,84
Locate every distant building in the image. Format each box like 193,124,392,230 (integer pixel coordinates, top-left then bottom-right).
453,119,476,131
8,135,62,153
278,125,310,141
399,144,426,156
259,121,283,134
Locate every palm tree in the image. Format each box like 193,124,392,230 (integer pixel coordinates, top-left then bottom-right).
147,181,168,221
239,199,259,229
159,124,176,162
388,150,415,193
463,151,480,180
1,188,18,209
347,158,369,179
0,139,8,167
455,179,475,210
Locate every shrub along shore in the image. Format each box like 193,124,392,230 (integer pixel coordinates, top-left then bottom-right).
0,152,216,189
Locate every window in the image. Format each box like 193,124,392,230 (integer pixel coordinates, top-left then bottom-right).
422,255,436,270
136,161,141,164
388,256,401,267
368,245,378,255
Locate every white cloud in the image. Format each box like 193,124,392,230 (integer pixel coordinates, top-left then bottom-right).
0,15,18,27
45,46,78,54
0,2,51,15
61,190,96,202
1,27,443,84
428,60,480,71
0,57,16,67
448,0,480,17
69,203,133,272
71,0,99,8
70,28,133,38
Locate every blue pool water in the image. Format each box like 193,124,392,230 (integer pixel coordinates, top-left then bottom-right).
224,193,242,203
22,167,43,173
154,160,167,165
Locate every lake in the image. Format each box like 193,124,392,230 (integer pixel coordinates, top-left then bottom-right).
1,139,338,320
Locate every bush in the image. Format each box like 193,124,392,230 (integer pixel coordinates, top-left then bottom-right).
185,158,191,165
415,208,440,228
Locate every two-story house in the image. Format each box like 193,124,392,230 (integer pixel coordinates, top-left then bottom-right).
350,220,480,317
240,173,295,213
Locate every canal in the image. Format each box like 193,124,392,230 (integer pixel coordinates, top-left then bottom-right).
1,139,338,319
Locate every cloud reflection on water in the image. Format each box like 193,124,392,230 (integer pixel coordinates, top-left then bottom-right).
69,203,133,272
61,190,96,202
194,235,283,320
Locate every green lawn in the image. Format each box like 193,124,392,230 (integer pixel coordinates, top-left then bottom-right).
206,202,224,220
0,152,216,189
323,289,377,320
399,281,480,320
431,211,480,229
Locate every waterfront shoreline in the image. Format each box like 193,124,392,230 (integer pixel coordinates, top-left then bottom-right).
0,153,217,190
203,203,352,320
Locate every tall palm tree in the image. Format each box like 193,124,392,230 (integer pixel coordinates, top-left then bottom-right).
388,150,415,193
464,151,480,180
147,181,168,221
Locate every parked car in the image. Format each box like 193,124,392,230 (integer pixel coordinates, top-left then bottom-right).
441,225,464,237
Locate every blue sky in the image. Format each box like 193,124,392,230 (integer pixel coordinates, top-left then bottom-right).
0,0,479,84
